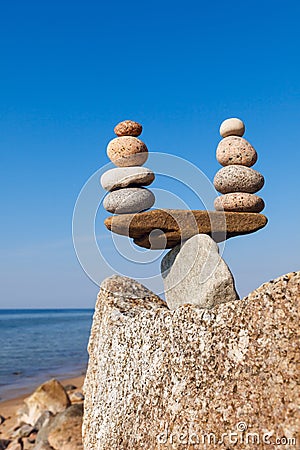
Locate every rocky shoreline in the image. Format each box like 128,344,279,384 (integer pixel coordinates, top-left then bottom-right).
0,375,85,450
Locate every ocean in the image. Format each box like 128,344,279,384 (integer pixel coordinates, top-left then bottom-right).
0,309,94,401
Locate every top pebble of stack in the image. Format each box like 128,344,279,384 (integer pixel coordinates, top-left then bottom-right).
219,118,245,138
114,120,143,137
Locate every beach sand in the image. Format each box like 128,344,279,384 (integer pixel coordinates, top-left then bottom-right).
0,374,85,441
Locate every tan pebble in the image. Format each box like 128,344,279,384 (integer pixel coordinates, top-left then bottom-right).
107,136,148,167
114,120,143,137
214,193,265,213
220,117,245,137
216,136,257,167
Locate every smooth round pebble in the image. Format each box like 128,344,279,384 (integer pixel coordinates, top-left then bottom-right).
220,117,245,138
107,136,148,167
216,136,257,167
214,166,264,194
114,120,143,137
101,167,155,191
103,187,155,214
214,193,265,213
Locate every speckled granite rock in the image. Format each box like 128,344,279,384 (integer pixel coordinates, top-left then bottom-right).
83,271,300,450
161,234,239,309
214,192,265,213
107,136,148,167
216,136,257,167
114,120,142,137
214,165,264,194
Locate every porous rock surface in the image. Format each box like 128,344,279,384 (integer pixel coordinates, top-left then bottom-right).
107,136,148,167
216,136,257,167
214,165,264,194
83,271,300,450
214,192,265,213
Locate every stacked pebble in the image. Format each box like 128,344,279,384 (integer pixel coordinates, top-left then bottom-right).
214,118,265,213
101,120,155,214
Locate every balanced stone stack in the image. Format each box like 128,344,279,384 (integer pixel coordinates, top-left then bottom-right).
101,120,155,214
214,118,265,213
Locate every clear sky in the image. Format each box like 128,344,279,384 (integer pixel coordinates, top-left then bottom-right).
1,0,299,308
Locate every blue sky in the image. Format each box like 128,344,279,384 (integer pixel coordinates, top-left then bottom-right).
0,0,299,308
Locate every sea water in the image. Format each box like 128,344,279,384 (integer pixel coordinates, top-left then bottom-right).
0,309,94,401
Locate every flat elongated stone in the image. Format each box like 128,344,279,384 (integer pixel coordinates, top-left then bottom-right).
104,209,268,249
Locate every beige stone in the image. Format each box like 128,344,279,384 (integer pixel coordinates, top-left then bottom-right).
18,379,70,426
219,117,245,137
216,136,257,167
107,136,148,167
83,272,300,449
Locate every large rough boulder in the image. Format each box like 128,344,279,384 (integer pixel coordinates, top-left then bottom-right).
83,272,300,450
18,379,70,426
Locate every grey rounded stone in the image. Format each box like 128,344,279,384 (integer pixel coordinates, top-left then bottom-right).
100,167,155,191
103,188,155,214
216,137,257,167
214,193,265,213
214,166,264,194
220,118,245,138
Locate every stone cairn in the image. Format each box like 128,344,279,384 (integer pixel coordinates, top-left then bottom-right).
101,120,155,214
214,118,265,213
